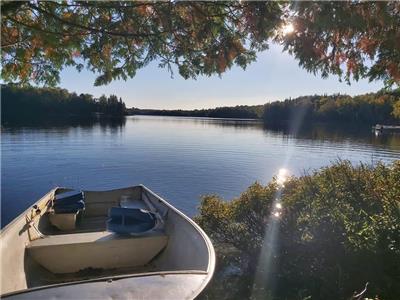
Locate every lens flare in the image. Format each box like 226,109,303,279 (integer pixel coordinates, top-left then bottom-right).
252,168,290,296
276,168,288,186
281,23,294,35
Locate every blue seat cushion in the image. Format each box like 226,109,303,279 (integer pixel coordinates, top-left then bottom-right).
107,207,156,235
53,191,85,214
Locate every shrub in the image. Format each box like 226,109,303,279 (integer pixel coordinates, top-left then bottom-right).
196,160,400,300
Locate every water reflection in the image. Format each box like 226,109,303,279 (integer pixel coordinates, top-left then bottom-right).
264,122,400,146
138,116,400,147
2,116,126,130
2,116,399,228
134,116,264,130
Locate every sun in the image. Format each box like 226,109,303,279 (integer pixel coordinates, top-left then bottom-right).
281,23,294,35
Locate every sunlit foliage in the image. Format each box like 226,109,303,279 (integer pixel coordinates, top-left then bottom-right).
196,160,400,299
130,90,400,124
263,89,400,125
393,100,400,119
1,1,399,86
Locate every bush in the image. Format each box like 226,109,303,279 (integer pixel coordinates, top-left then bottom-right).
196,160,400,300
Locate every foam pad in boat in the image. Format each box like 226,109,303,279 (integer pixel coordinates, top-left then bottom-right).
107,207,156,235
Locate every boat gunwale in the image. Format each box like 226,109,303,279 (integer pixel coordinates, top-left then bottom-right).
140,184,216,298
0,188,58,235
1,269,208,298
140,185,216,274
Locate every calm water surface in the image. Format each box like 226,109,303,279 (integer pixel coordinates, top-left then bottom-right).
2,116,400,227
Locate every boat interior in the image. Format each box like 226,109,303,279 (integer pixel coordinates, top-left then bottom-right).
1,185,213,297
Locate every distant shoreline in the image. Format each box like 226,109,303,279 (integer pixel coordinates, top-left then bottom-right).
3,84,399,127
126,105,263,120
127,114,262,121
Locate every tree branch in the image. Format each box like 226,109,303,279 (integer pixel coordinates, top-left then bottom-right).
28,3,167,39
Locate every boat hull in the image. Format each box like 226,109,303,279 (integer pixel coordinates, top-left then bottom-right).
1,185,215,299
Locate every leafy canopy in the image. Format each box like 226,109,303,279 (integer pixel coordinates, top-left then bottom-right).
1,1,399,86
281,2,400,86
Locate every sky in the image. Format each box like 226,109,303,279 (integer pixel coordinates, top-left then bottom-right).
59,43,384,110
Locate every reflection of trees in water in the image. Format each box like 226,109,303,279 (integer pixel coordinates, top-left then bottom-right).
187,117,400,148
130,115,265,130
191,118,264,130
372,132,400,148
97,117,126,135
263,122,400,148
144,116,400,148
4,115,400,148
2,116,126,133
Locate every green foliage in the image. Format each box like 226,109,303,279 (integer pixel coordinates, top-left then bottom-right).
129,90,399,124
128,105,264,119
198,183,280,257
1,1,399,86
393,100,400,119
1,84,126,123
196,161,400,299
263,90,400,126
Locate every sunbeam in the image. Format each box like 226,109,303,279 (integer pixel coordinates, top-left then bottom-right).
251,169,288,298
251,103,309,298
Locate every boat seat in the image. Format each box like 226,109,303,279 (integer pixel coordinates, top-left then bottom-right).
27,231,168,274
49,191,85,231
53,191,85,214
107,207,156,235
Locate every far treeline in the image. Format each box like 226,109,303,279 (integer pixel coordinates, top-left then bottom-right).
129,89,400,125
263,89,400,126
1,84,126,123
127,105,264,120
2,85,399,126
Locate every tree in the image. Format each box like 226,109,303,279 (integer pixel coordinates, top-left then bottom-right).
1,1,281,86
262,91,400,125
280,1,400,86
1,1,399,86
393,100,400,119
1,84,127,122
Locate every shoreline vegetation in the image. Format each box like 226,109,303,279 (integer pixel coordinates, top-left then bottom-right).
196,160,400,300
128,88,400,126
1,84,126,125
127,105,264,120
2,84,399,127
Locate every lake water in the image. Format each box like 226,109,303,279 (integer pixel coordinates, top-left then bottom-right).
2,115,400,227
